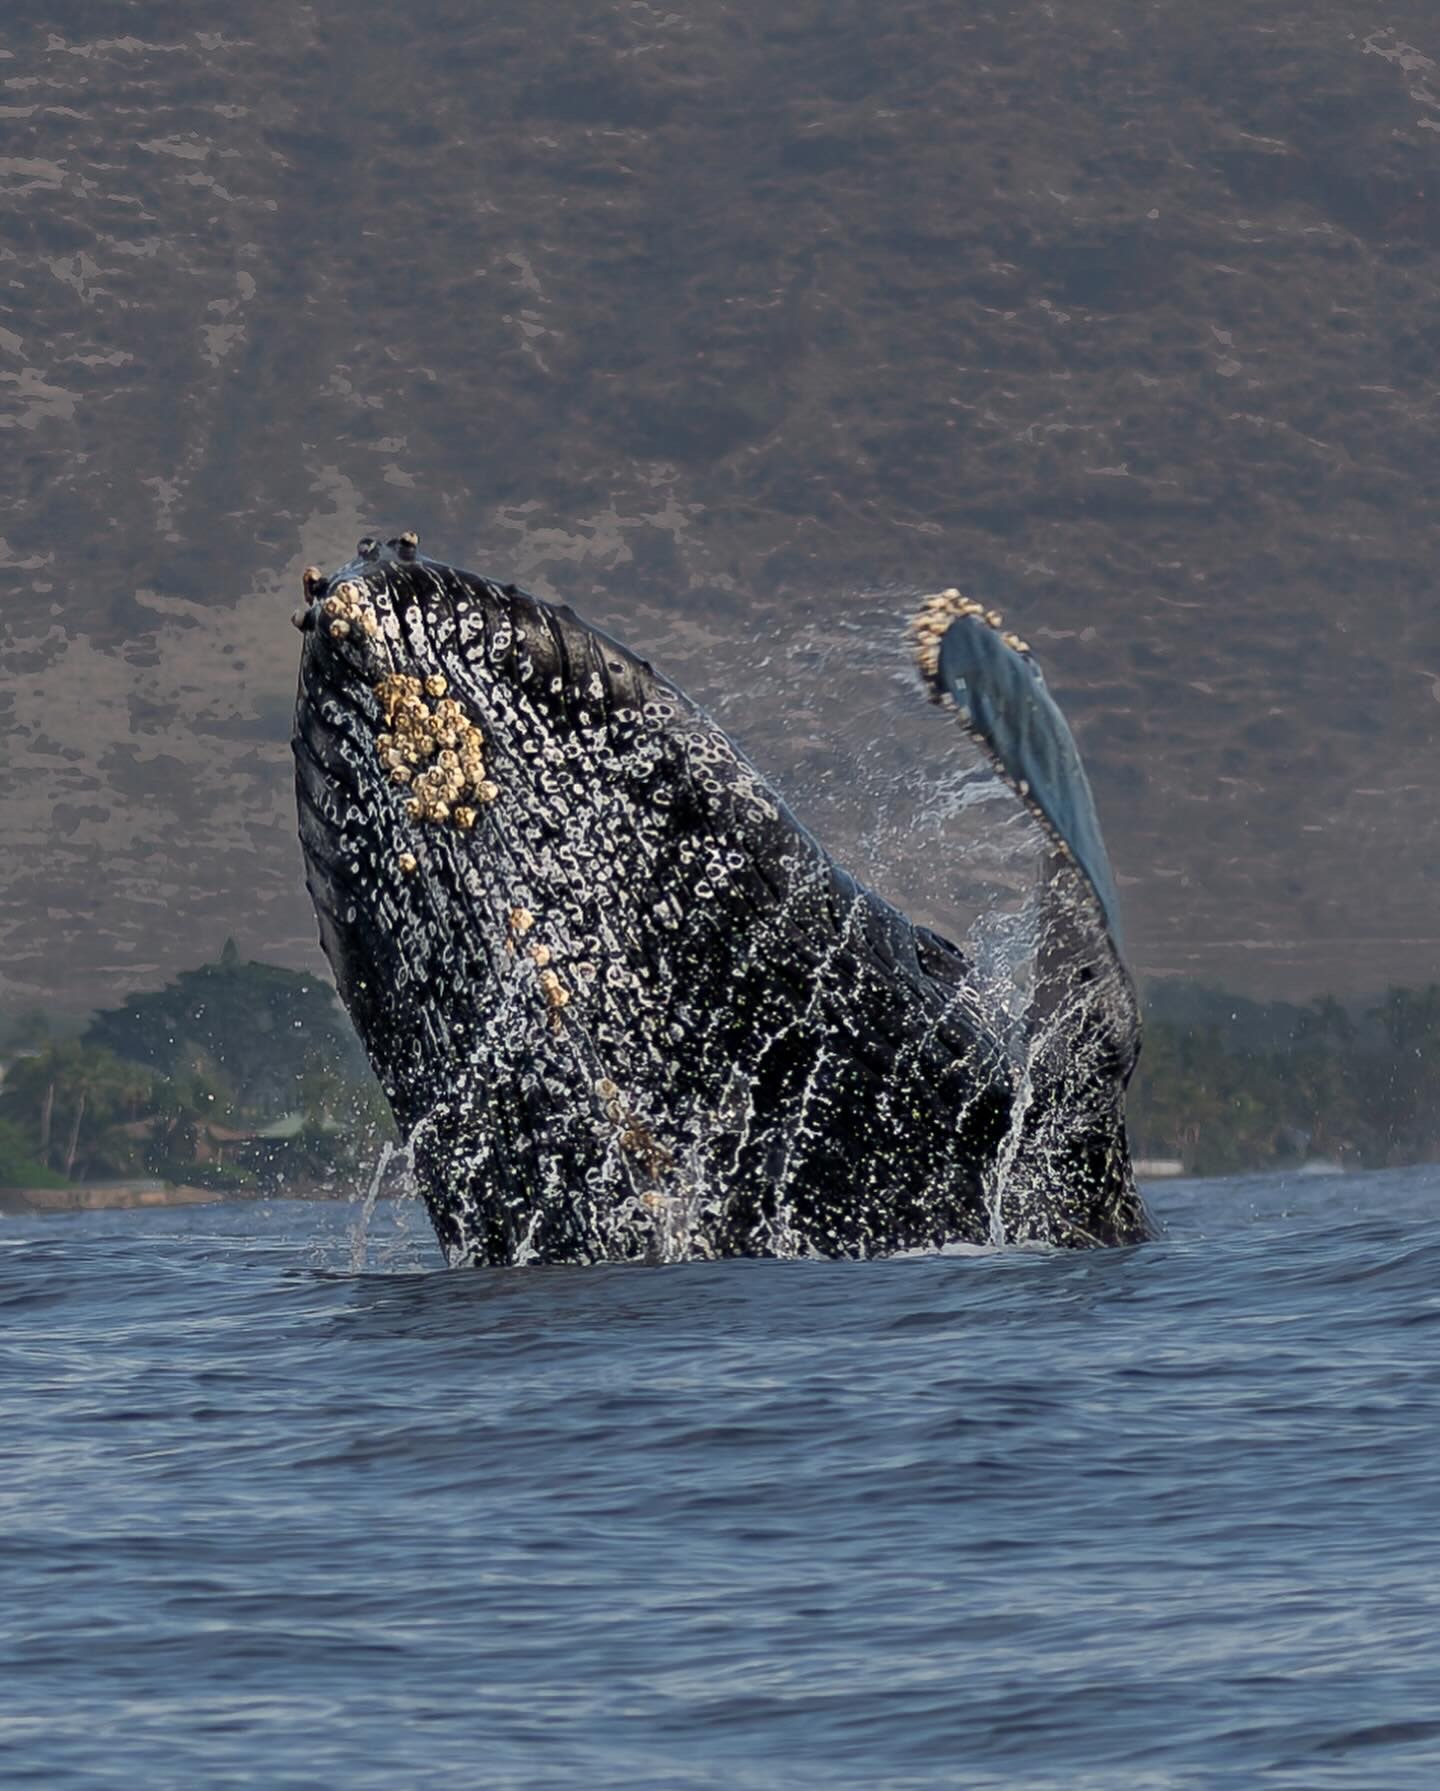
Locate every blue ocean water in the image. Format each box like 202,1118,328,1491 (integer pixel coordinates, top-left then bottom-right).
3,1168,1439,1790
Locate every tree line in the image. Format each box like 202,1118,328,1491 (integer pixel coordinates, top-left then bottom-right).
2,948,1439,1188
1127,986,1440,1174
0,942,392,1194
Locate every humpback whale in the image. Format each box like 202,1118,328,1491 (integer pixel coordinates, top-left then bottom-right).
292,534,1149,1265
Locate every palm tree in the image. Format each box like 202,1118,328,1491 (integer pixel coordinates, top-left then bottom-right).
0,1044,154,1178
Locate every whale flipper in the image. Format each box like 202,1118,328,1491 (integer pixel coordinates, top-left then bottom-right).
909,593,1143,1245
936,615,1123,945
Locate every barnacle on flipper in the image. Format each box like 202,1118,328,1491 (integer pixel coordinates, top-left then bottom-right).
908,587,1030,693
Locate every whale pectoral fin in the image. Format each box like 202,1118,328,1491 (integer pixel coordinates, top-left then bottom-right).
915,602,1147,1241
934,614,1122,945
917,607,1140,1086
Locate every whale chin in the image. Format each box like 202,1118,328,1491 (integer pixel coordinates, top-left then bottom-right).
292,534,1148,1266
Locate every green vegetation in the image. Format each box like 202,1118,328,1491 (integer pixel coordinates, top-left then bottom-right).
0,1118,69,1189
85,937,366,1112
3,951,1439,1191
1129,984,1440,1176
0,945,393,1194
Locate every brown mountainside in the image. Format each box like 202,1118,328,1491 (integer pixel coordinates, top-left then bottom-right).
4,3,1439,1005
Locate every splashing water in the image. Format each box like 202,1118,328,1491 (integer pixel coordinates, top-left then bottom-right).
347,1138,426,1272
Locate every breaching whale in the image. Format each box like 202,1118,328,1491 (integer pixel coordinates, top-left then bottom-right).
292,534,1149,1265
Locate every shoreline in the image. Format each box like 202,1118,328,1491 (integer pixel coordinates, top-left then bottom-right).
0,1161,1364,1218
0,1183,226,1214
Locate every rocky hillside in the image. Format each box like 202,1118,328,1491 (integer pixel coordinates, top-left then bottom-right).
4,2,1440,1004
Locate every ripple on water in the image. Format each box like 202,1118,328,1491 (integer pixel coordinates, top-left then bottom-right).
3,1169,1440,1789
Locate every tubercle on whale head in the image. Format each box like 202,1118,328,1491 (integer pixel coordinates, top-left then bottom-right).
292,533,533,927
295,532,478,714
287,529,708,1097
290,533,546,1119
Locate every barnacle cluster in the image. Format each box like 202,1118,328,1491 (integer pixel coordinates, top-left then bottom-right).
321,578,381,642
501,905,570,1016
371,671,498,827
909,588,1030,688
538,968,570,1012
593,1077,674,1178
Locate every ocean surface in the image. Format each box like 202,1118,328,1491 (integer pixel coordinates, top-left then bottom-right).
3,1168,1439,1789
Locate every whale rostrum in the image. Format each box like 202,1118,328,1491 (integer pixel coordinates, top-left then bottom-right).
292,535,1149,1265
